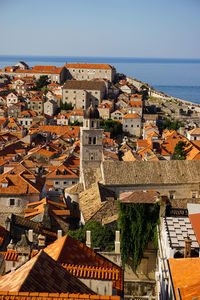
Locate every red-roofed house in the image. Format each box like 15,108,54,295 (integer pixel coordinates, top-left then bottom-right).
122,113,141,136
65,63,116,82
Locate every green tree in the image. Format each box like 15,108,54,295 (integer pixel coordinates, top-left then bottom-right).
60,101,73,111
36,75,49,90
69,120,83,126
161,118,183,132
69,221,116,251
172,141,188,160
100,119,122,138
41,86,48,95
118,202,160,270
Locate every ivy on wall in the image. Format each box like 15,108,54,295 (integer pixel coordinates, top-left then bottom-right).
118,202,160,271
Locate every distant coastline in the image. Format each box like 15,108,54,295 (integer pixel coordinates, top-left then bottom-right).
0,55,200,104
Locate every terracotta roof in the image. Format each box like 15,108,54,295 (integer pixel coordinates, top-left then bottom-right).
18,110,36,118
65,63,112,70
0,250,95,294
123,113,140,119
44,235,123,294
131,93,142,99
189,213,200,245
0,173,41,195
188,128,200,135
0,292,120,300
0,249,19,261
128,100,143,108
24,197,70,220
31,125,80,138
120,190,160,203
168,258,200,300
62,264,120,281
33,65,56,71
137,139,150,149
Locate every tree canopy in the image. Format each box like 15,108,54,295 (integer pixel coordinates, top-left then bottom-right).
172,141,188,160
36,75,49,90
60,101,74,111
100,119,122,138
161,118,183,132
69,221,116,251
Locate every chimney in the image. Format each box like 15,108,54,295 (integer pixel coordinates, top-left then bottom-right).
28,229,33,243
184,235,192,258
86,230,91,248
38,234,46,250
115,230,120,254
57,230,62,239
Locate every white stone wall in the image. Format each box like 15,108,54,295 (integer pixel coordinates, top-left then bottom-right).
67,67,115,82
123,117,141,136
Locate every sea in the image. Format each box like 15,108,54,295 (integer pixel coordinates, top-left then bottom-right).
0,55,200,104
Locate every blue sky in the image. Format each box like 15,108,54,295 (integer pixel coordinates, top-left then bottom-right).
0,0,200,58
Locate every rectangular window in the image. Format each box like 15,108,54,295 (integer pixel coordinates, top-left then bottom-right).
9,199,15,206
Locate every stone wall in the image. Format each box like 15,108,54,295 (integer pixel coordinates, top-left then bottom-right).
0,206,24,227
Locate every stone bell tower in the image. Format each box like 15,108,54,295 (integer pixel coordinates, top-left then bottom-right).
80,104,103,182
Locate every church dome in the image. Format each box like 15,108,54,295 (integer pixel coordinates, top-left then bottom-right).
84,104,99,119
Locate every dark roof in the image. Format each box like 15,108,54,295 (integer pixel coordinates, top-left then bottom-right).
63,80,105,91
84,104,99,119
0,250,95,294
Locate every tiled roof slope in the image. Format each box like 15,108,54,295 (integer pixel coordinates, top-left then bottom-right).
0,292,120,300
62,80,105,90
79,182,117,223
62,264,120,281
65,63,112,70
0,250,95,294
102,160,200,185
120,190,160,203
168,258,200,300
189,213,200,245
0,173,40,195
44,235,123,294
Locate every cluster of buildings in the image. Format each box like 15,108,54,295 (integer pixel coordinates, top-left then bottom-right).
0,61,200,299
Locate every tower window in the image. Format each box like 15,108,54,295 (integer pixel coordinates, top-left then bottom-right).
91,121,94,127
93,137,96,144
89,137,92,144
90,154,94,160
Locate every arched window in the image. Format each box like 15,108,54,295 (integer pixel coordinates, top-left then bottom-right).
91,121,94,128
89,137,92,144
93,137,96,144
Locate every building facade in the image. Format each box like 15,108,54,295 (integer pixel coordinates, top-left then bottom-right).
65,63,116,82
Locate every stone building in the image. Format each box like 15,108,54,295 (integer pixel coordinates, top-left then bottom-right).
0,65,67,84
65,63,116,82
6,93,19,107
80,105,103,184
43,99,57,116
122,113,141,137
100,160,200,203
30,96,44,115
62,80,106,109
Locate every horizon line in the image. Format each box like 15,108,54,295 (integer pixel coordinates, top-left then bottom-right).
0,54,200,61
